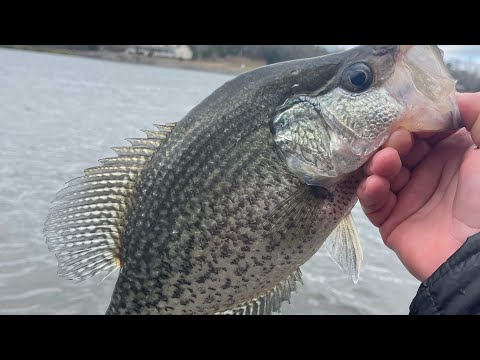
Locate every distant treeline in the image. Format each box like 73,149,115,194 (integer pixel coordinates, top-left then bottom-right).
189,45,329,64
188,45,480,91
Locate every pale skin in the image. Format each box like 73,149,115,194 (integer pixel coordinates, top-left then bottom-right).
357,92,480,282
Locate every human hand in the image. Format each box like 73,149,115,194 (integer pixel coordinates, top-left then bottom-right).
357,93,480,282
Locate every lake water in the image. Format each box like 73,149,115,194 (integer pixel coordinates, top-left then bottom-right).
0,48,420,315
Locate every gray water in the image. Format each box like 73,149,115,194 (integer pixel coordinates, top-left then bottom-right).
0,48,420,315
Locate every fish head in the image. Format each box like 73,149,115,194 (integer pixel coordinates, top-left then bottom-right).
272,45,461,188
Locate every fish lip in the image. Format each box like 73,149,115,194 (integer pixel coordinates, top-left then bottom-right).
388,45,462,133
397,45,457,98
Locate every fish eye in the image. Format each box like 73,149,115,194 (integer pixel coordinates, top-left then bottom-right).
340,63,374,93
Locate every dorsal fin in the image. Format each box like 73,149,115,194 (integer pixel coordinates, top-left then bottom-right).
217,268,303,315
44,123,176,282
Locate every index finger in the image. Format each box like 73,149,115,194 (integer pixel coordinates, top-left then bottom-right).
381,128,413,157
362,128,413,178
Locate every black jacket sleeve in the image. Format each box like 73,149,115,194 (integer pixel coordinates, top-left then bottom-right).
410,232,480,315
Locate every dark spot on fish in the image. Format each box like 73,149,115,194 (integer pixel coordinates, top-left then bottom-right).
172,287,183,299
196,274,209,284
234,267,245,276
204,295,215,304
221,278,231,290
309,185,333,200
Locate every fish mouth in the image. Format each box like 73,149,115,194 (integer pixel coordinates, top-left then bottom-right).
388,45,462,132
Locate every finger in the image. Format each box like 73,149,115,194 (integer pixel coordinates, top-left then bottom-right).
357,175,391,215
423,130,459,146
380,141,450,240
364,147,402,178
365,192,397,228
401,139,431,169
382,128,414,157
390,167,410,193
456,92,480,131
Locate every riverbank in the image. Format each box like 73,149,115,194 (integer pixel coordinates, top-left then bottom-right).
81,51,267,75
1,46,266,75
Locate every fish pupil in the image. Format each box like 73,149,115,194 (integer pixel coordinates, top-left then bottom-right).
350,71,367,87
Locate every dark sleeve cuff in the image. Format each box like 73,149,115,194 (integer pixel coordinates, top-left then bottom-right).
409,232,480,315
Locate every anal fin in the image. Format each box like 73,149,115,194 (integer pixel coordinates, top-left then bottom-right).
218,268,303,315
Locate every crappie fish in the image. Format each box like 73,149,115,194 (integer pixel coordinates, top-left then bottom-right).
45,45,460,315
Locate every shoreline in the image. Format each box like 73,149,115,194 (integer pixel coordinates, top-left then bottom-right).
78,51,266,75
1,46,265,76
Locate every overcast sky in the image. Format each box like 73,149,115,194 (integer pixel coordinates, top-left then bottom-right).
324,45,480,64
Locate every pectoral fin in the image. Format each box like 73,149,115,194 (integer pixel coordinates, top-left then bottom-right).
324,212,363,284
262,186,330,247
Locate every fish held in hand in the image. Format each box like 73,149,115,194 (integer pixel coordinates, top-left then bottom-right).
45,45,460,314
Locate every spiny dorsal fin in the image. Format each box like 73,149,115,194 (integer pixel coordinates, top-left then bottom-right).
44,122,176,282
324,212,363,284
218,269,303,315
